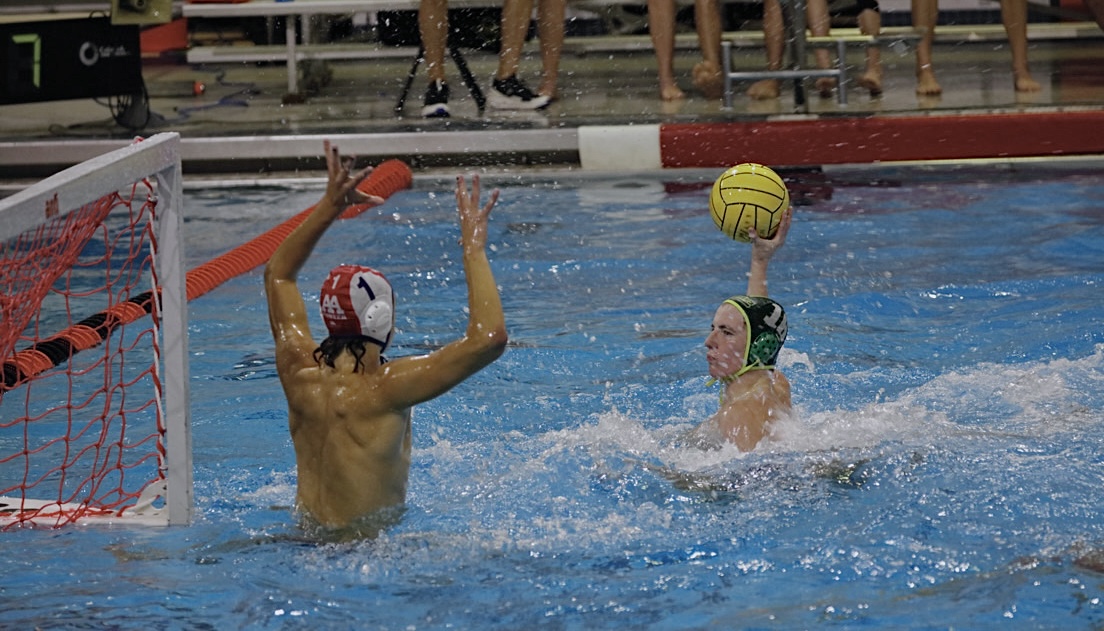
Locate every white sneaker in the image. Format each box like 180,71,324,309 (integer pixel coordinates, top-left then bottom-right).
487,75,551,111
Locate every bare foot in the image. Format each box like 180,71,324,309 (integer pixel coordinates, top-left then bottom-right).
916,65,942,95
659,80,686,101
857,69,883,96
917,94,942,109
692,61,725,100
747,78,780,100
1014,72,1042,92
660,98,687,115
815,77,837,98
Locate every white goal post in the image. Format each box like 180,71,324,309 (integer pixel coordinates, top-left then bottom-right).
0,132,191,527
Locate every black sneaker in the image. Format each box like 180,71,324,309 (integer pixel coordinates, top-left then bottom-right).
487,75,551,111
421,80,450,118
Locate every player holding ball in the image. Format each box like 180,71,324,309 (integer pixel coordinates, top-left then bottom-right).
684,163,794,452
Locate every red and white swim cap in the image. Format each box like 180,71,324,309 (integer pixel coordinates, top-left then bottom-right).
319,264,394,350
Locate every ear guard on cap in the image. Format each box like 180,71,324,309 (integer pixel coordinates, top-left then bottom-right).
360,300,393,349
747,331,782,369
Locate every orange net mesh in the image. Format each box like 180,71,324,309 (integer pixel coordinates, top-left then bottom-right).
0,182,165,529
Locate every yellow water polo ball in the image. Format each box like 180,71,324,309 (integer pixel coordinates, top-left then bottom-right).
709,163,789,242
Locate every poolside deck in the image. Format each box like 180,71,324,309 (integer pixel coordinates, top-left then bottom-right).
1,12,1103,180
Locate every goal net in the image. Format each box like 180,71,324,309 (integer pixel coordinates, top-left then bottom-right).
0,133,191,529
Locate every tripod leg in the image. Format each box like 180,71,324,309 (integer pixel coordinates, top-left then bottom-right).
395,46,425,116
449,45,487,112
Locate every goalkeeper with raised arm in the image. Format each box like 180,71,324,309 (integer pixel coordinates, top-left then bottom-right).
264,141,507,535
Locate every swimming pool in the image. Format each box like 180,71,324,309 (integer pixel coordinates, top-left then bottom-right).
4,163,1103,628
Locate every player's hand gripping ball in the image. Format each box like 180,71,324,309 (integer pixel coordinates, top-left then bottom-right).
709,163,790,242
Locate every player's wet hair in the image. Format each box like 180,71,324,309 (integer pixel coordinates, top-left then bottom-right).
313,336,373,373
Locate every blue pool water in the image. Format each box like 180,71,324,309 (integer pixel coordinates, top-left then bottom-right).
3,164,1103,628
